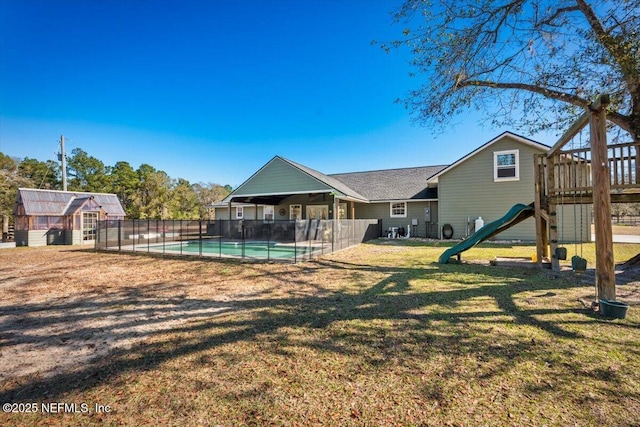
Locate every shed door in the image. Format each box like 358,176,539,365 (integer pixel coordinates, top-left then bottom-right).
82,212,98,241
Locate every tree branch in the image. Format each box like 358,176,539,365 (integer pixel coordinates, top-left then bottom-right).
575,0,639,90
459,79,590,107
536,5,580,28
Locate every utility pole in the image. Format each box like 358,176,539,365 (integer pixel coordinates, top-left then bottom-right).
60,135,67,191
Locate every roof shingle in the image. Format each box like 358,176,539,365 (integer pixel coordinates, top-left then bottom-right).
329,165,447,201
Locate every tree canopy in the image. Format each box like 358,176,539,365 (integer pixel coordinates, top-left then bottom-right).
0,149,232,222
385,0,640,141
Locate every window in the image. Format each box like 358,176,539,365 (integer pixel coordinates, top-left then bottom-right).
338,203,347,220
390,202,407,218
15,216,28,231
48,216,64,230
290,204,302,220
306,205,328,220
235,206,244,219
32,216,49,230
263,206,274,222
494,149,519,181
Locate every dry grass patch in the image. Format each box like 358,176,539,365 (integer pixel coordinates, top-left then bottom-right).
0,241,639,426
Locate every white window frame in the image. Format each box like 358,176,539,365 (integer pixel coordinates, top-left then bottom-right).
290,204,302,220
390,202,407,218
263,206,274,222
494,149,519,182
235,206,244,219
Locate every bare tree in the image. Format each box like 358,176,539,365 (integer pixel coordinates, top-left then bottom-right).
383,0,639,141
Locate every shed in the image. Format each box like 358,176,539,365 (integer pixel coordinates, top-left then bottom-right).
13,188,126,246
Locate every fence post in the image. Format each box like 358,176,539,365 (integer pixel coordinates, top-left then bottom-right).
308,221,312,260
118,220,122,251
267,222,271,262
199,220,203,257
241,221,245,260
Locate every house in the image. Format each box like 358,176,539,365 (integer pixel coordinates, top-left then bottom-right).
214,132,590,242
13,188,126,247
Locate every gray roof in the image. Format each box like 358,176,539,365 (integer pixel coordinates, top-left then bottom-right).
280,157,369,202
16,188,126,216
329,165,447,201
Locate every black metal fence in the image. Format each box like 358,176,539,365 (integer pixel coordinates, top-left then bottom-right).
96,219,381,262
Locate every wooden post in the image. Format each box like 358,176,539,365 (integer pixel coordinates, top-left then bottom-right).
590,95,615,301
534,155,545,266
2,215,7,242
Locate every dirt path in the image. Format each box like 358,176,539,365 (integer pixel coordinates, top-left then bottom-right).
0,248,272,381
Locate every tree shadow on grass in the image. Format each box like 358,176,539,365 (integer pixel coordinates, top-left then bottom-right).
1,257,638,404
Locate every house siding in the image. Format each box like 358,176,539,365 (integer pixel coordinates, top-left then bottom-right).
233,157,333,196
354,201,439,238
438,137,538,240
437,136,590,241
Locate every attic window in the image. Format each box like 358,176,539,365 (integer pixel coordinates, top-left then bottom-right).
494,149,519,181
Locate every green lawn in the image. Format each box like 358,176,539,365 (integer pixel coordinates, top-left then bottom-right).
1,240,638,426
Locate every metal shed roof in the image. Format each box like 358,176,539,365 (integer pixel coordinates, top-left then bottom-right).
15,188,126,216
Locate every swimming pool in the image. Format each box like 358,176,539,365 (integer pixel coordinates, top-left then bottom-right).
159,240,323,260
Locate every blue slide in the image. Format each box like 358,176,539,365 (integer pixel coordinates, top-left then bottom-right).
438,203,535,264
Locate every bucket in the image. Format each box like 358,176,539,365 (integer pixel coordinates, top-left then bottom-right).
599,300,629,319
571,255,587,272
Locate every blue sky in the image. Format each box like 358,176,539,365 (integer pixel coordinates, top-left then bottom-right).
0,0,557,188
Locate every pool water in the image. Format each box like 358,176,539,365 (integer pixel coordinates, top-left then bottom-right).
160,240,320,259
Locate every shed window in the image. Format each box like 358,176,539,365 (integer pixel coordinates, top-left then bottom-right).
32,216,49,230
494,150,519,181
235,206,244,219
48,216,64,229
390,202,407,218
15,216,28,231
